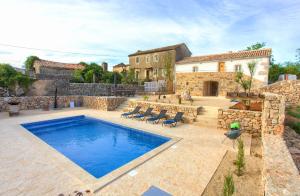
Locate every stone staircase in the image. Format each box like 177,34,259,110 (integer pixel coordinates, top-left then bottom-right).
116,99,131,112
193,106,220,128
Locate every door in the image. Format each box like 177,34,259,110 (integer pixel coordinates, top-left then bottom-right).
203,81,219,96
218,62,225,72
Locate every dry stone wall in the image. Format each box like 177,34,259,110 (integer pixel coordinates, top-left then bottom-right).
217,109,262,136
261,93,285,135
25,80,144,97
0,96,125,112
83,96,126,111
259,80,300,105
128,100,201,122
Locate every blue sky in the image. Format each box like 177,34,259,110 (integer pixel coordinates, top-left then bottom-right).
0,0,300,70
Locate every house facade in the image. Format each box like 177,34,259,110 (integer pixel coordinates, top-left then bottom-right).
113,63,130,73
33,59,84,80
175,48,272,96
128,43,192,81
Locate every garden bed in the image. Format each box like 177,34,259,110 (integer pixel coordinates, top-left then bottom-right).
202,137,263,196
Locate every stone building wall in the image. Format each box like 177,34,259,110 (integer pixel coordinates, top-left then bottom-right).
259,80,300,105
175,72,264,96
83,96,126,111
0,96,125,112
128,100,202,122
217,109,262,136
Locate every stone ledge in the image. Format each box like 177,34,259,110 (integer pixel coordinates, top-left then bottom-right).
128,100,202,122
262,133,300,195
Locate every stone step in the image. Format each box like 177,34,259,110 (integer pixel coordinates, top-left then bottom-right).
194,117,218,128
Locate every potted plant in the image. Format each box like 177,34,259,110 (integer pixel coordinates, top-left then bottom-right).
8,100,20,116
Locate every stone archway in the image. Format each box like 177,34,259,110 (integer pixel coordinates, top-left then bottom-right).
203,81,219,96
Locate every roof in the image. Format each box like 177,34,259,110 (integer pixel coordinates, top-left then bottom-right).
176,48,272,65
113,63,130,68
34,59,84,70
128,43,189,57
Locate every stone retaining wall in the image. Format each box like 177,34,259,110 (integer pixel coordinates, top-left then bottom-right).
0,96,83,112
217,109,262,136
259,80,300,105
83,96,126,111
217,93,285,137
0,96,125,112
128,100,202,122
69,83,144,96
262,133,300,195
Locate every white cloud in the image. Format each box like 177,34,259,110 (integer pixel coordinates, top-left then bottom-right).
0,0,299,69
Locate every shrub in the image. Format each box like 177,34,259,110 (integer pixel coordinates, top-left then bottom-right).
236,138,245,176
143,95,149,101
24,56,39,71
223,172,235,196
287,122,300,134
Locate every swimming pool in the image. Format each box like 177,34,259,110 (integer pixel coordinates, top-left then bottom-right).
22,115,170,178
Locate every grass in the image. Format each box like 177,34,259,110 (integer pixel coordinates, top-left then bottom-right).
286,105,300,134
287,110,300,119
287,122,300,134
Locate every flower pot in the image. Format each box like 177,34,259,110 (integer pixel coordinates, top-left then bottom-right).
8,102,20,116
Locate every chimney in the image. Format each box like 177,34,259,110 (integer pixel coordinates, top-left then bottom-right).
101,62,108,71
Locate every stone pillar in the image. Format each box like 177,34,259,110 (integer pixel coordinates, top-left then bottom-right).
261,93,285,135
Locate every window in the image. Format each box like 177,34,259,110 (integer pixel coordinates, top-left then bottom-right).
135,57,140,64
153,54,159,62
192,66,198,72
235,64,242,72
146,55,150,63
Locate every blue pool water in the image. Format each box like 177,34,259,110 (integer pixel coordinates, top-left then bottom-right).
22,115,170,178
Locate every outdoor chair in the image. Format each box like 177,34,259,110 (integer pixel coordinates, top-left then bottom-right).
146,110,167,124
162,112,184,127
133,108,153,120
121,106,141,118
142,186,172,196
222,122,242,148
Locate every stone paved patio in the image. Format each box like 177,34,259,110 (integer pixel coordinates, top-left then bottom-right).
0,108,249,195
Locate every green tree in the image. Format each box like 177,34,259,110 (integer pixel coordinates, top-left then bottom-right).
121,68,137,84
247,61,257,93
24,56,39,71
0,63,33,95
236,139,245,176
72,62,104,83
235,71,250,93
163,51,174,92
246,42,266,50
268,64,284,83
223,172,235,196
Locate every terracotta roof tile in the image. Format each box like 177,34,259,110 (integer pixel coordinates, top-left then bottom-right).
34,59,84,70
113,63,130,68
128,43,187,57
176,48,272,64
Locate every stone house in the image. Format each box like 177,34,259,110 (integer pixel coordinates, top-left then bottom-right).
175,48,272,96
33,59,84,80
128,43,192,81
113,63,130,73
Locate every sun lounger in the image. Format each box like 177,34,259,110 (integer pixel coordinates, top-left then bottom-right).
162,112,184,127
133,108,153,120
121,106,141,118
146,110,167,124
